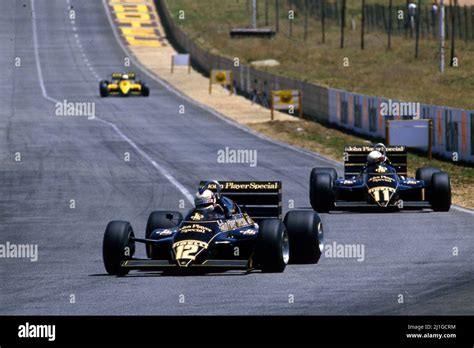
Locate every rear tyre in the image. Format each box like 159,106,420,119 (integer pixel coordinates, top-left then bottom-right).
145,211,183,258
430,172,451,211
310,167,338,182
309,172,334,213
256,219,289,273
416,167,441,187
284,210,324,264
103,221,135,275
141,84,150,97
99,81,109,97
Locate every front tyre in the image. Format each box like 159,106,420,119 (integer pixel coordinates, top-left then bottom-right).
99,81,109,97
430,172,451,211
102,221,135,275
309,172,334,213
141,84,150,97
256,219,289,273
284,210,323,264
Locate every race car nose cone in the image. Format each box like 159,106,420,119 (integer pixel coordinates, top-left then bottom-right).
119,80,131,94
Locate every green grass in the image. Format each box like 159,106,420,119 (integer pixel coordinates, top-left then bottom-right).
166,0,474,109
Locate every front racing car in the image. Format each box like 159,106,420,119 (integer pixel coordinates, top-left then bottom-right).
102,181,324,275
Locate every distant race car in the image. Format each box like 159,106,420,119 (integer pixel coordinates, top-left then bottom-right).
309,143,451,212
99,72,149,97
102,180,324,275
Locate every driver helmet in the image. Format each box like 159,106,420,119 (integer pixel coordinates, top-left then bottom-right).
122,74,129,80
194,189,216,212
367,150,385,165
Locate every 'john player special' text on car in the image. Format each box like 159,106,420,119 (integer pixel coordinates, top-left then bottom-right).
102,181,324,275
309,143,451,212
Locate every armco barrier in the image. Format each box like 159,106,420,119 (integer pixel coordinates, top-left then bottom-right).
155,0,474,164
329,89,474,163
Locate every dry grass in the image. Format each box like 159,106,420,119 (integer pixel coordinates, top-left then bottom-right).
251,119,474,208
167,0,474,109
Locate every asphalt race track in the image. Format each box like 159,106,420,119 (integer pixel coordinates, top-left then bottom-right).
0,0,473,315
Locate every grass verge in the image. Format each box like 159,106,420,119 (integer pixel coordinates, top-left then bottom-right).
166,0,474,109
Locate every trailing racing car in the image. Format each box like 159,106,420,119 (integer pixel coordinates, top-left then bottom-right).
99,72,149,97
309,143,451,212
103,180,324,275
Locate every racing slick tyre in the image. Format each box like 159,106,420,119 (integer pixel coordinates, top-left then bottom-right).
103,221,135,276
310,167,338,182
141,84,150,97
284,210,324,264
430,172,451,212
255,219,289,273
416,167,441,187
309,172,334,213
145,211,183,258
99,81,109,97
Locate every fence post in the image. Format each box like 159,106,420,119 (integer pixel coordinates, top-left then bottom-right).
388,0,392,49
275,0,279,32
340,0,346,48
428,119,433,160
457,1,462,40
289,7,293,37
439,0,445,72
361,0,366,50
445,3,450,40
450,0,456,66
396,6,401,33
265,0,269,25
471,6,474,40
464,5,468,42
270,91,275,120
415,0,421,58
405,0,409,39
425,6,430,36
304,0,308,40
321,0,326,43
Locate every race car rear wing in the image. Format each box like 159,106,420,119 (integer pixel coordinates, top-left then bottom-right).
344,145,408,178
201,181,282,221
111,72,136,79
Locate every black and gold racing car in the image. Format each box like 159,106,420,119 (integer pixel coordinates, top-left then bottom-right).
102,181,324,275
99,72,149,97
309,144,451,212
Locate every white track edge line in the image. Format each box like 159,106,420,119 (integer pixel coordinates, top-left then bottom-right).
31,0,193,204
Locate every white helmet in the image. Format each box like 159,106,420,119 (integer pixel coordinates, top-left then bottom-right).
367,150,385,165
122,74,129,80
194,189,216,212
